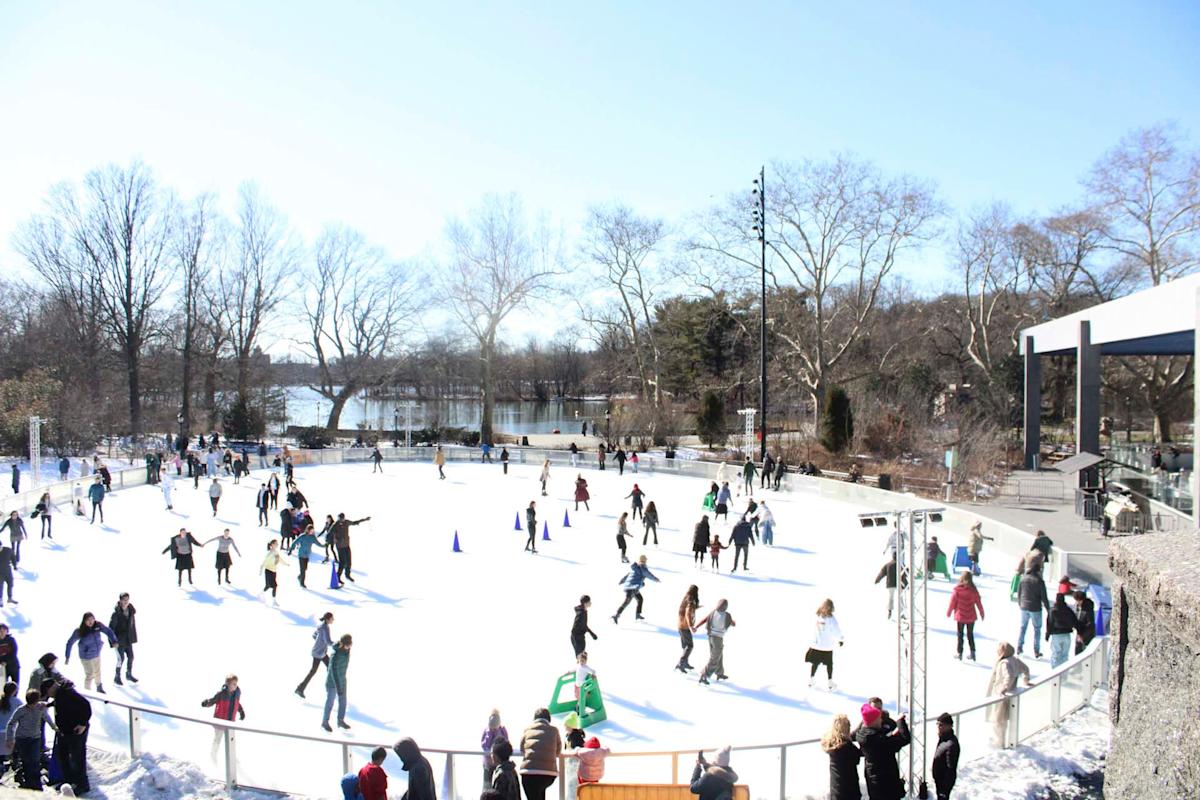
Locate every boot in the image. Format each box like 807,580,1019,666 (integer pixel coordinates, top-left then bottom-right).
114,671,123,686
126,671,139,683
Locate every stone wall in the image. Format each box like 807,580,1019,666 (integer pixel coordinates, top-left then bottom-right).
1108,530,1200,798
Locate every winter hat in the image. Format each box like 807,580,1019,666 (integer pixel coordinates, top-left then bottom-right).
488,710,501,729
585,737,601,749
563,712,581,730
714,745,731,767
861,703,883,726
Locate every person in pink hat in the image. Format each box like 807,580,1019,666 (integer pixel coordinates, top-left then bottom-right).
854,701,910,799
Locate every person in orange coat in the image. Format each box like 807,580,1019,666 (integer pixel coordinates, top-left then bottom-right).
946,570,985,661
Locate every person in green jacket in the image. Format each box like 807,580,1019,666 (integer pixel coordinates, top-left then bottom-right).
322,634,352,732
741,457,757,495
287,524,323,589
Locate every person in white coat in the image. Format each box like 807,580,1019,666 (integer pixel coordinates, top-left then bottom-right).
804,598,844,691
161,473,174,510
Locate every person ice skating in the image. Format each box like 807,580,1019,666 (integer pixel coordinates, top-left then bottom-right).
762,453,774,489
5,688,54,790
501,447,510,475
0,625,18,686
744,496,760,537
855,702,910,799
321,634,353,731
481,441,493,462
715,482,732,521
741,457,757,494
260,539,290,604
642,501,659,545
696,598,735,684
1046,592,1080,667
574,475,590,511
286,482,309,512
435,446,446,480
614,448,626,475
268,471,281,509
165,527,204,586
160,471,174,510
490,736,520,800
201,529,242,585
331,513,370,585
702,482,717,511
59,455,70,481
87,475,106,524
615,513,630,562
208,478,223,516
774,457,785,490
108,593,138,685
371,447,383,473
926,536,944,578
630,451,639,473
1073,590,1097,655
821,714,861,800
296,612,334,698
569,441,579,467
280,504,296,549
0,544,15,608
571,596,598,657
64,612,117,693
758,501,775,545
357,746,389,800
805,599,844,690
985,642,1030,747
690,746,737,800
625,484,645,520
597,445,606,471
518,708,562,800
932,713,960,800
288,523,323,588
202,674,245,760
692,516,711,565
572,653,595,715
729,515,755,572
675,585,700,672
525,502,538,554
34,492,55,539
1016,563,1050,658
613,554,659,623
319,514,336,563
255,483,270,526
392,737,437,800
947,570,985,660
480,709,509,791
538,458,552,497
874,554,908,619
0,513,25,568
27,653,63,694
73,482,85,516
708,534,726,572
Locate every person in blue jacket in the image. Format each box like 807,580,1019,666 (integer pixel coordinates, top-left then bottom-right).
64,612,117,694
288,523,324,589
87,476,106,524
612,555,660,623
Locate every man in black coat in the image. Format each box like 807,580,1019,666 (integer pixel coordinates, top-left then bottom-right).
0,623,18,686
331,513,370,586
931,712,960,800
854,702,910,800
109,592,138,685
570,595,598,657
392,737,436,800
47,679,92,795
729,517,755,573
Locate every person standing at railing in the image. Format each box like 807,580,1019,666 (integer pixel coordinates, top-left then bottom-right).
108,593,138,686
690,745,737,800
393,736,437,800
821,713,861,800
762,452,774,489
9,464,18,496
5,687,54,791
931,713,960,800
854,702,909,799
354,746,389,800
480,709,509,791
985,642,1031,747
1073,590,1097,655
489,736,520,800
518,708,562,800
202,673,244,761
774,457,786,490
1046,593,1081,668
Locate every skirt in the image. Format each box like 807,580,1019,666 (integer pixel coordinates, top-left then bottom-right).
215,552,232,569
174,554,195,570
804,648,833,667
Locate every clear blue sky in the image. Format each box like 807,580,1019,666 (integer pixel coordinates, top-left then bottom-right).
2,1,1198,296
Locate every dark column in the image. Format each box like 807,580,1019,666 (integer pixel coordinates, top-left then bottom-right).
1076,321,1101,488
1023,336,1042,470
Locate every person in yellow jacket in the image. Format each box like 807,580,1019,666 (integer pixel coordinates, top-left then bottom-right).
434,446,446,480
260,539,291,606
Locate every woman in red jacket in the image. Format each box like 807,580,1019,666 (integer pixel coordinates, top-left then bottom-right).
946,571,985,661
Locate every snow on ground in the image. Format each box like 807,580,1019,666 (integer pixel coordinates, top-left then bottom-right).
1,458,1078,797
954,689,1109,800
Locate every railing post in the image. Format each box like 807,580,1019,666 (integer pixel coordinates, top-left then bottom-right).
342,743,351,776
128,707,141,757
558,755,567,800
671,752,679,784
1050,677,1061,722
778,744,787,800
447,753,456,800
1008,695,1020,748
223,727,237,791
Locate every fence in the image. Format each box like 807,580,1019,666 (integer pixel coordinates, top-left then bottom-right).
80,636,1109,799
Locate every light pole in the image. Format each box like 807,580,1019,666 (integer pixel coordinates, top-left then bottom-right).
177,412,185,451
393,406,400,447
752,167,768,461
605,408,612,444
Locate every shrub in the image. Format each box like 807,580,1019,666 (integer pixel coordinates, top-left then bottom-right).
297,426,333,449
221,395,265,440
696,392,726,449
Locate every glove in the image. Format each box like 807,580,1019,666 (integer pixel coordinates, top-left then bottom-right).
590,632,598,640
201,699,212,708
838,641,844,647
238,708,245,720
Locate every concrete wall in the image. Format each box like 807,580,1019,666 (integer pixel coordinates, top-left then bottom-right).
1108,530,1200,797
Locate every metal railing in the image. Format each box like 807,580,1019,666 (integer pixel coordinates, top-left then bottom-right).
80,636,1109,799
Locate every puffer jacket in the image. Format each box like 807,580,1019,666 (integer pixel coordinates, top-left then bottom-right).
946,583,984,624
689,762,738,800
619,563,659,591
518,718,562,776
326,644,350,691
65,623,116,661
1016,573,1050,613
575,745,610,782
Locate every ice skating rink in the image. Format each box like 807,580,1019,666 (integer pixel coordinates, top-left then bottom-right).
9,457,1050,793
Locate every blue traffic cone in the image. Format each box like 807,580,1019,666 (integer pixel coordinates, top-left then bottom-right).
1094,606,1106,637
329,561,340,589
563,510,571,528
542,521,551,541
453,531,462,553
514,512,522,531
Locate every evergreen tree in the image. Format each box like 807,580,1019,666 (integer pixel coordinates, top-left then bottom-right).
221,394,265,440
696,391,726,449
820,386,854,453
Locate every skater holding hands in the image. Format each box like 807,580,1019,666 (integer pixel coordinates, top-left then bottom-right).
203,529,242,585
708,534,726,572
675,585,700,673
164,528,205,587
695,599,735,685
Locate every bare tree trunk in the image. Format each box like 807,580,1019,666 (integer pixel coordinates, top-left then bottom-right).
1153,410,1172,443
480,338,495,445
326,389,353,431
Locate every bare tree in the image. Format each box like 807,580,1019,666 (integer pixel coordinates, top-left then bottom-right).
223,184,297,398
580,205,669,404
690,155,942,416
17,162,175,437
442,194,559,445
302,226,419,430
172,194,223,440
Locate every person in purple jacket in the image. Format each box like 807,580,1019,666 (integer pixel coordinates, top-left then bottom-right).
64,612,117,694
480,708,509,789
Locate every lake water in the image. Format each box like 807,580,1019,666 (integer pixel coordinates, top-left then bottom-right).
284,386,611,435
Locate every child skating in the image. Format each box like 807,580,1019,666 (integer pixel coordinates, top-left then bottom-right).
616,513,630,563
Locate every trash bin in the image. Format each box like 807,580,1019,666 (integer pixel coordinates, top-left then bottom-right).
521,435,529,446
877,473,892,491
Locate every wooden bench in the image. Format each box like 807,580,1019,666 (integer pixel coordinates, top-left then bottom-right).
578,784,750,800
